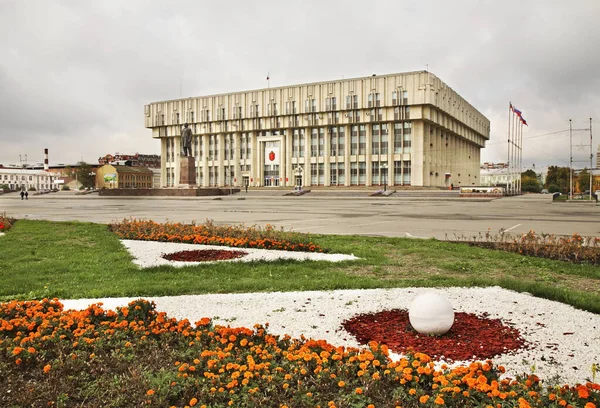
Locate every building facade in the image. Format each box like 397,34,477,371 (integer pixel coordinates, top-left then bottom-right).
0,168,56,191
96,164,153,189
145,71,490,189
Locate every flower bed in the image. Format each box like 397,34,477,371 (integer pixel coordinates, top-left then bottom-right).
1,299,598,407
162,249,248,262
0,212,15,232
342,309,528,362
109,218,326,253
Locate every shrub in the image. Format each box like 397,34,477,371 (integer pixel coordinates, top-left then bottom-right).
61,185,70,191
0,212,16,232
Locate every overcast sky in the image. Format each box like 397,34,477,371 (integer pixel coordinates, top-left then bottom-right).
1,0,598,170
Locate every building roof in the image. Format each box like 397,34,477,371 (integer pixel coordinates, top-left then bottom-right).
111,165,153,174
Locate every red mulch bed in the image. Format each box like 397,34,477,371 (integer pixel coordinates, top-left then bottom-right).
342,309,527,361
162,249,248,262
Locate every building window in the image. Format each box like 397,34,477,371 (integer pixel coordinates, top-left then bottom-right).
394,123,402,153
403,122,412,153
359,125,366,155
392,91,398,105
299,129,305,157
338,162,345,184
351,125,358,155
338,126,345,155
358,162,366,185
372,161,380,184
381,124,388,154
353,95,359,109
329,127,338,156
372,124,380,155
318,128,325,157
310,129,318,157
318,163,324,185
403,160,411,184
311,163,317,184
330,163,337,185
292,130,300,158
351,162,358,185
346,95,351,110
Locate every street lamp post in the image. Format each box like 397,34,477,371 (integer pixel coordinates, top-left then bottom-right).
382,162,388,191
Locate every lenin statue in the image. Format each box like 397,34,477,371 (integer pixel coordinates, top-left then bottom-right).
181,123,193,157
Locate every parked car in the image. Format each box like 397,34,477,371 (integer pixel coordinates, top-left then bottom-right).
541,189,549,194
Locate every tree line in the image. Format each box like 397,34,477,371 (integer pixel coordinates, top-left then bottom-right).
521,166,592,194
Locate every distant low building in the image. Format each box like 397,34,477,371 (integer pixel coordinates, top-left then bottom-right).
98,153,161,169
0,167,56,191
96,164,153,189
479,167,519,187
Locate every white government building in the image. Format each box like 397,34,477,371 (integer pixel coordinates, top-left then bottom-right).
145,71,490,189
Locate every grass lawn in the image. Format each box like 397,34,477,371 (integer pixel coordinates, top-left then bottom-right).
1,219,599,313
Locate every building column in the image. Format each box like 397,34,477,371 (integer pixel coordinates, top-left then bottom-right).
366,123,372,186
217,133,225,186
387,122,393,189
174,134,181,186
286,129,293,187
344,125,351,186
250,131,258,186
304,127,311,187
233,132,241,186
202,134,209,187
160,137,167,187
324,127,331,186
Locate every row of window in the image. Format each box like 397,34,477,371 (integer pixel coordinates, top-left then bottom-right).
2,174,53,182
158,91,410,125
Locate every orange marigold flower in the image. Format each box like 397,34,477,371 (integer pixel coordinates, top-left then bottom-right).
12,347,24,356
43,364,51,374
420,395,430,403
355,388,363,395
584,403,596,408
189,397,198,406
367,405,375,408
434,396,444,405
338,381,345,387
146,389,155,396
577,386,590,399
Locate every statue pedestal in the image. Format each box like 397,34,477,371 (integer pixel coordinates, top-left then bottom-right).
179,156,196,188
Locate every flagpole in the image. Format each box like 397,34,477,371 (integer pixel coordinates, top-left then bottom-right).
518,121,523,194
507,103,512,195
512,108,518,195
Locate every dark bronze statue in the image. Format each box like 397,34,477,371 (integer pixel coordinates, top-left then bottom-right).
181,123,193,157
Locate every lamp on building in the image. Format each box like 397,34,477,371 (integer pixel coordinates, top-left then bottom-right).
381,162,388,191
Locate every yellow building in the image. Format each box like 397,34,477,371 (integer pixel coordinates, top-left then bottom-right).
145,71,490,189
96,164,153,189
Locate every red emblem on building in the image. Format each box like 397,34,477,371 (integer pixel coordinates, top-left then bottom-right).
269,151,275,161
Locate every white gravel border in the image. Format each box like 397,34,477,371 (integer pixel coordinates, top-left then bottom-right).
121,239,359,267
61,286,600,386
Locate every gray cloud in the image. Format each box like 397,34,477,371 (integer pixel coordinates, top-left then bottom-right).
0,0,598,168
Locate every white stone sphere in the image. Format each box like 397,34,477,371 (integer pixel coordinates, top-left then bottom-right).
408,293,455,335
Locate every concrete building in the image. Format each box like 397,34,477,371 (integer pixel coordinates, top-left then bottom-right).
0,168,56,191
145,71,490,189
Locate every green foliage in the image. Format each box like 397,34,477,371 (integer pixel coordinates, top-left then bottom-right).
577,168,591,192
521,176,541,193
521,169,537,179
548,184,561,193
76,161,96,189
61,185,70,191
0,184,9,192
545,166,570,193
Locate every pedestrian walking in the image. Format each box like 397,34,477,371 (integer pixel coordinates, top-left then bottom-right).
25,191,29,200
20,190,24,200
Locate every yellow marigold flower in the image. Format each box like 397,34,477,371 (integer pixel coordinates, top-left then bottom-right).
283,383,289,389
